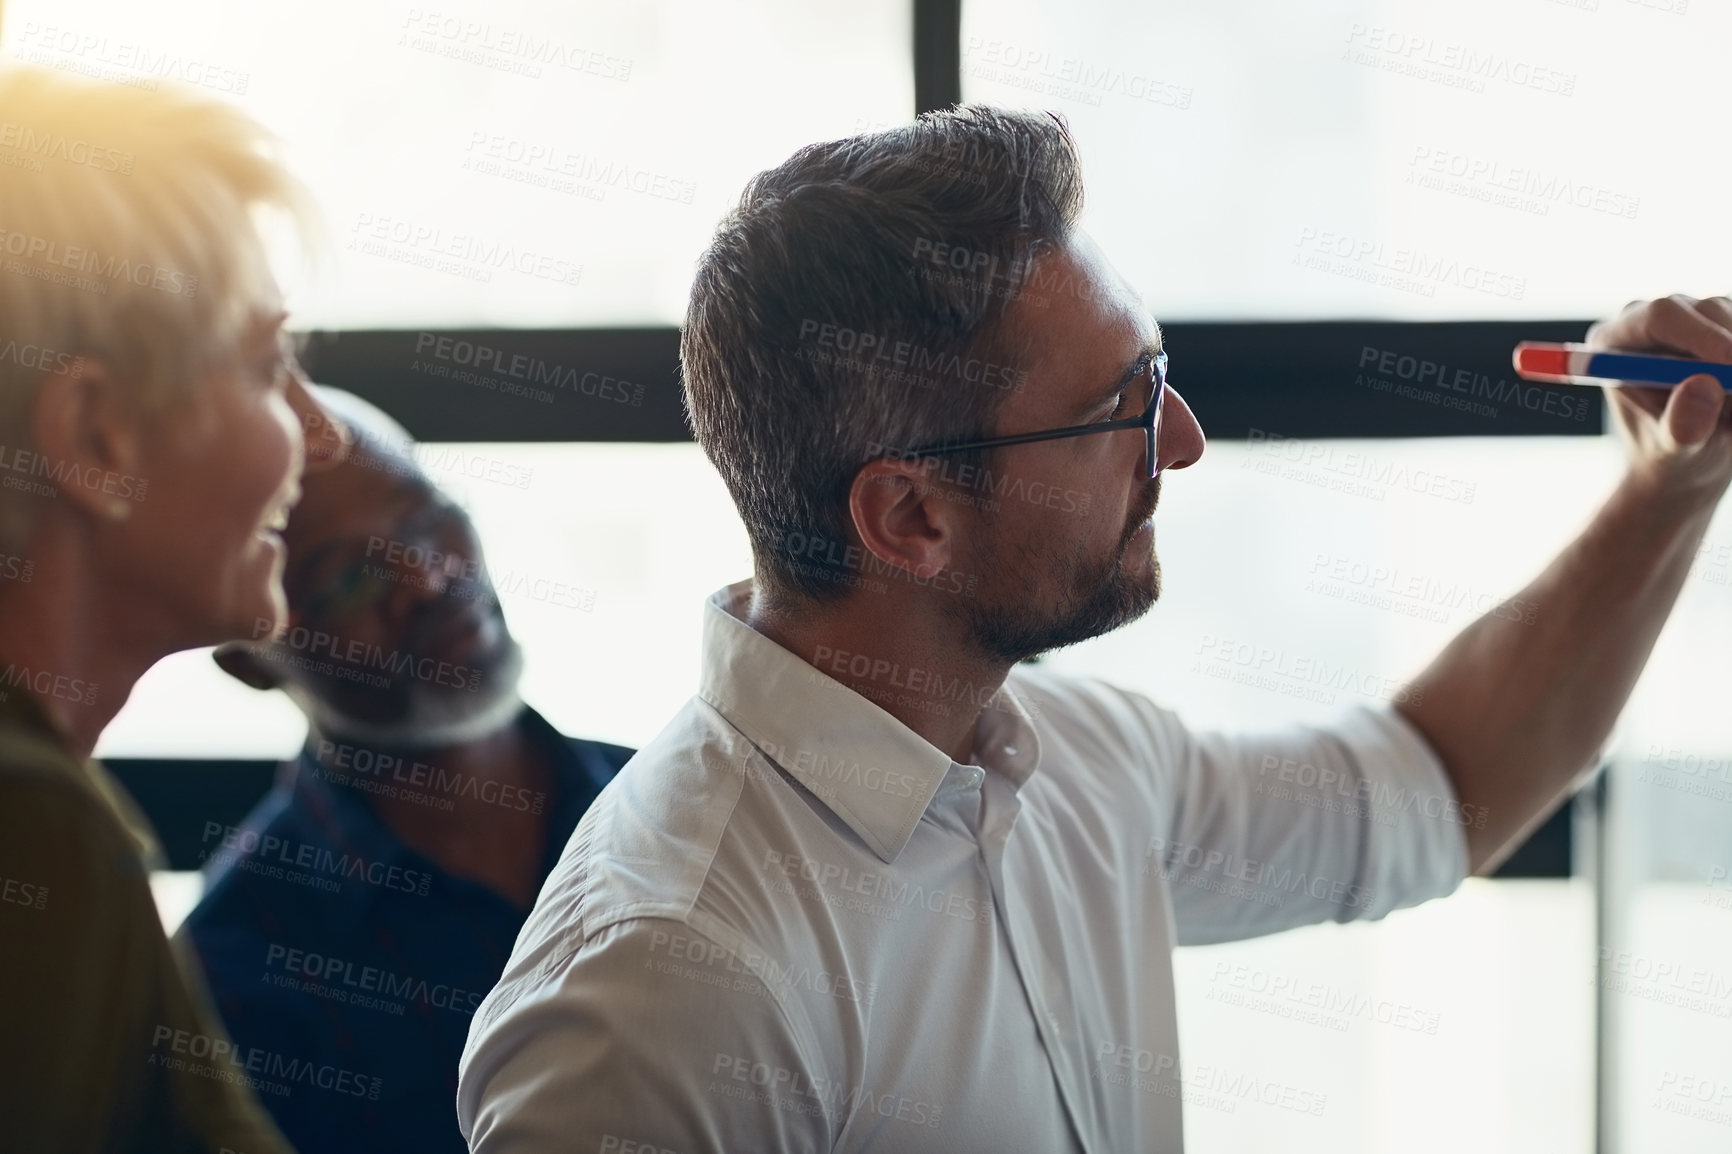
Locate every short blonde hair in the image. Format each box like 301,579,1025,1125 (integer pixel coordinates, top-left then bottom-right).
0,64,314,547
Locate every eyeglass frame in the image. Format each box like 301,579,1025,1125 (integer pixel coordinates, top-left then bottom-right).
892,350,1168,481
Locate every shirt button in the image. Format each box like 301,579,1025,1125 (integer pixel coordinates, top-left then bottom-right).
1047,1011,1062,1034
965,768,984,789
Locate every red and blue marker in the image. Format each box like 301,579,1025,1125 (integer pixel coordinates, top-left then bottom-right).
1514,341,1732,391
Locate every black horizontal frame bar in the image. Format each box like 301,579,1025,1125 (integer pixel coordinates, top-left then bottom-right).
300,320,1602,445
1162,319,1601,439
300,327,691,443
106,758,280,872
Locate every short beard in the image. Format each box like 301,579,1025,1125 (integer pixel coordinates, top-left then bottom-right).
286,639,528,753
953,486,1161,666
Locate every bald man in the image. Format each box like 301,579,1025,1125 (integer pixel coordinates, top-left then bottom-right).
180,393,632,1154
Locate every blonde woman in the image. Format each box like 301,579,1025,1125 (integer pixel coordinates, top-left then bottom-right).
0,65,346,1152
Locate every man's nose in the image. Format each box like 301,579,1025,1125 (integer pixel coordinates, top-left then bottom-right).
1157,385,1206,473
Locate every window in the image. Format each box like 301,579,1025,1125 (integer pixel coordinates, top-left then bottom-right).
2,0,913,327
963,0,1717,320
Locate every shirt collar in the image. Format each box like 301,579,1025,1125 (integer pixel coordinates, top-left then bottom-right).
697,580,1043,864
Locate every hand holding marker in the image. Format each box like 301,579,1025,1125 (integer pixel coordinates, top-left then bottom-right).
1513,342,1732,391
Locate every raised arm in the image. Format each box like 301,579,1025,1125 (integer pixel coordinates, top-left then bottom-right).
1398,295,1732,875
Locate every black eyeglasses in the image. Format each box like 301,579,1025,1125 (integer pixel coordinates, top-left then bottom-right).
897,351,1168,480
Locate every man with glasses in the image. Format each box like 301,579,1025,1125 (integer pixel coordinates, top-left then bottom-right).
459,107,1732,1151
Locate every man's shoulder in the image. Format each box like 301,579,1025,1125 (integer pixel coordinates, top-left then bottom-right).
474,705,765,1052
532,699,750,924
516,695,870,981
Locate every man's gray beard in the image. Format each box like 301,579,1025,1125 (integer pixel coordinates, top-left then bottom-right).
947,477,1163,666
284,640,528,752
957,566,1155,666
952,529,1158,666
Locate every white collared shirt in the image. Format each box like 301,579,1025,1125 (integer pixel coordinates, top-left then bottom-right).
458,581,1468,1153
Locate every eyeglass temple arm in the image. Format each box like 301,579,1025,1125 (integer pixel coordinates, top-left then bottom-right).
905,415,1148,459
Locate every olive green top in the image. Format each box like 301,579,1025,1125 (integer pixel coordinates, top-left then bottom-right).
0,684,295,1154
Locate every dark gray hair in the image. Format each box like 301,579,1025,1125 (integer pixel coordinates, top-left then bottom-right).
682,105,1085,605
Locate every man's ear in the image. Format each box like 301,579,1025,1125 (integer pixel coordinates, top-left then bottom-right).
849,457,957,582
31,358,145,522
212,643,284,691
